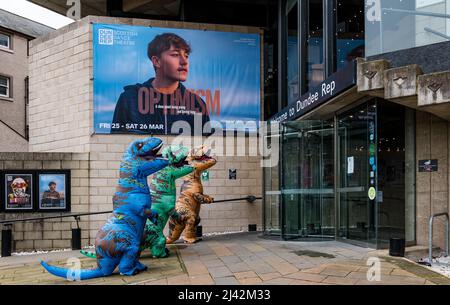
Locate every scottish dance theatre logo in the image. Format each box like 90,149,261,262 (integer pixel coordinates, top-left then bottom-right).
98,29,114,45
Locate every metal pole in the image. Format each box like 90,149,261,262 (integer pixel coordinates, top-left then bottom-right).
1,224,12,257
429,215,434,264
429,213,450,263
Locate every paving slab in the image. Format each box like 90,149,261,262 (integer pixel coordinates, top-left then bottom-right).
0,233,448,285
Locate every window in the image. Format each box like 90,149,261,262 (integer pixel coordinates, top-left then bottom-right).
0,32,10,49
0,76,10,97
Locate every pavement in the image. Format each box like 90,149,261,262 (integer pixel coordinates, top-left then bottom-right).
0,232,449,285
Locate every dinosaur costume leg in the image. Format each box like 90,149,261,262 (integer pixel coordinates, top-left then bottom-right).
183,216,199,243
118,245,147,275
166,214,186,244
143,215,169,258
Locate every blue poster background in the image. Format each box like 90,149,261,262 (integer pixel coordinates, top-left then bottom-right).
93,23,261,134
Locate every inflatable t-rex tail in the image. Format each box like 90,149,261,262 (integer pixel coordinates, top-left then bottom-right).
41,261,105,280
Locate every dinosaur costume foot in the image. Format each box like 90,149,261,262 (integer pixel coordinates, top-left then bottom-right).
80,250,96,259
183,238,199,244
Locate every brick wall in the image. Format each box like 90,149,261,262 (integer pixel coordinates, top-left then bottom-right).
28,20,92,153
0,152,90,252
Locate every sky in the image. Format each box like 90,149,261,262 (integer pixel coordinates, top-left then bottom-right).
0,0,74,29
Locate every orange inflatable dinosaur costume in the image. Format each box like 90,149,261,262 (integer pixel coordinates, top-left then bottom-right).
166,145,217,244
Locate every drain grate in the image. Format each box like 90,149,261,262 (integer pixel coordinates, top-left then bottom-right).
292,250,335,258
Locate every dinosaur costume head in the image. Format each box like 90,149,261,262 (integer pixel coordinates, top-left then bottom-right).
123,137,168,177
162,145,190,167
188,145,217,171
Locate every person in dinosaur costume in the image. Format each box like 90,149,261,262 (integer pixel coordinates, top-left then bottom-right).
80,145,194,259
142,144,194,257
166,145,217,244
41,137,169,280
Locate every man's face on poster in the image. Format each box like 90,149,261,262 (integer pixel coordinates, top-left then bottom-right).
152,45,189,82
49,183,56,191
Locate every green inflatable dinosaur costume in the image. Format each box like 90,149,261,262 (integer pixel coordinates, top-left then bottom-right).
142,145,193,257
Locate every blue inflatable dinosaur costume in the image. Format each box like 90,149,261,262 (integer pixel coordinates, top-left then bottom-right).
41,137,169,280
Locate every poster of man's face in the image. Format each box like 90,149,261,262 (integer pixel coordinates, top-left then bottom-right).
39,174,66,209
93,24,261,135
5,174,32,210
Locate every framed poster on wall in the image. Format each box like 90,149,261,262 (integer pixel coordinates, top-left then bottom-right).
0,170,71,212
38,171,70,212
3,172,33,211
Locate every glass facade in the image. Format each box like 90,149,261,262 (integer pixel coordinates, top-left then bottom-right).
282,0,365,98
286,0,299,105
336,0,365,69
265,0,419,248
264,99,416,248
281,120,335,240
365,0,450,56
307,0,325,89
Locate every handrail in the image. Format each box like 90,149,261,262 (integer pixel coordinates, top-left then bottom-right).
379,7,450,53
429,212,449,264
0,196,261,226
0,211,113,226
382,7,450,19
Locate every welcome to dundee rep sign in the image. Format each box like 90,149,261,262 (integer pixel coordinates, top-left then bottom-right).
270,61,356,123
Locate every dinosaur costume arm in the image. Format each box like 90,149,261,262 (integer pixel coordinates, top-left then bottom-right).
194,193,214,204
171,165,194,179
138,159,169,176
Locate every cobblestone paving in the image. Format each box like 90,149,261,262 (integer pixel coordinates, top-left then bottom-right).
1,233,449,285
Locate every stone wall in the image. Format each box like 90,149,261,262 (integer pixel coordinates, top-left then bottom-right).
28,20,92,153
0,152,90,252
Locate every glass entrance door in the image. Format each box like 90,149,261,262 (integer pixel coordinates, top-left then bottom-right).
281,120,335,240
337,102,377,246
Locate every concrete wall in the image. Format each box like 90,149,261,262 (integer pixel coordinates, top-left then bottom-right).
416,110,450,249
0,152,90,252
0,28,29,152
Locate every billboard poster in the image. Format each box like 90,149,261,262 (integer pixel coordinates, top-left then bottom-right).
4,173,33,210
93,23,261,135
38,173,67,210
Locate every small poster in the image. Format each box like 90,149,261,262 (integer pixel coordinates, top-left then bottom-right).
347,157,354,174
201,171,210,181
418,159,438,172
5,173,33,210
38,173,67,210
229,169,237,180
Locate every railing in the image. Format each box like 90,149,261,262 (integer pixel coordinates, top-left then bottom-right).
379,7,450,53
0,195,261,257
428,212,449,264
